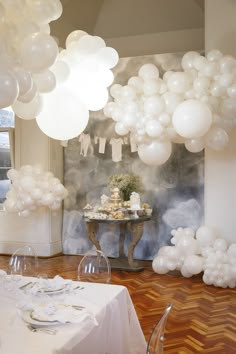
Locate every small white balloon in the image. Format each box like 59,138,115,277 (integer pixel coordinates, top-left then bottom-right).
138,140,172,166
138,63,159,81
185,137,205,153
206,127,229,150
115,122,129,136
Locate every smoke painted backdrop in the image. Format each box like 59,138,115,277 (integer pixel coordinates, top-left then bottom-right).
62,52,204,260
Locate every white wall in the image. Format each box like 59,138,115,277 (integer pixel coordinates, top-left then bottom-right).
204,0,236,243
0,118,63,256
106,28,204,57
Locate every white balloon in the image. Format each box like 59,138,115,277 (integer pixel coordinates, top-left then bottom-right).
103,101,116,117
50,60,70,83
115,122,129,136
36,85,89,140
152,256,169,274
227,244,236,258
162,92,183,114
65,30,88,48
138,140,172,166
96,47,119,69
227,84,236,98
138,63,159,81
110,84,123,99
128,76,144,93
143,79,161,96
20,33,58,73
206,127,229,150
12,93,43,120
172,99,213,138
180,265,193,278
18,83,37,103
158,112,171,126
181,51,201,70
193,77,210,95
13,67,33,96
0,70,19,108
33,70,56,93
220,55,236,74
185,137,205,153
184,255,203,275
167,72,191,94
176,235,198,255
220,97,236,120
145,120,164,138
196,226,217,247
193,55,208,71
206,49,223,62
143,95,165,115
213,239,228,252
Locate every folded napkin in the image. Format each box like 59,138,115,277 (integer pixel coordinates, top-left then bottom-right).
30,303,87,323
25,275,72,295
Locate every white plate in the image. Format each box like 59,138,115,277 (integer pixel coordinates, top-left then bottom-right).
21,310,60,328
38,285,67,294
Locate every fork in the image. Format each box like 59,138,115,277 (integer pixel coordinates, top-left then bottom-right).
27,324,57,335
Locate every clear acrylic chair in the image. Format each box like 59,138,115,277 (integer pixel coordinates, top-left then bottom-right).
8,245,38,277
146,303,173,354
77,249,111,283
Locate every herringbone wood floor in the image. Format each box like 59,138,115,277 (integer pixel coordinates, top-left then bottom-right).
0,254,235,353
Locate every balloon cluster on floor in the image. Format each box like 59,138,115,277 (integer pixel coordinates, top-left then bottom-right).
152,226,236,288
3,165,68,217
104,50,236,166
0,0,118,140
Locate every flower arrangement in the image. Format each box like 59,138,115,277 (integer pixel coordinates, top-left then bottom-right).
108,174,144,201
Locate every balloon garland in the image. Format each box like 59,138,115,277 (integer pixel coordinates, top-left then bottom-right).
3,165,68,217
0,0,119,140
152,226,236,288
104,50,236,166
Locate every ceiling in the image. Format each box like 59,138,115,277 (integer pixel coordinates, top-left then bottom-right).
50,0,205,48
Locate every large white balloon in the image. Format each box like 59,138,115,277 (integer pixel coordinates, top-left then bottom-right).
138,140,172,166
172,99,213,138
36,85,89,140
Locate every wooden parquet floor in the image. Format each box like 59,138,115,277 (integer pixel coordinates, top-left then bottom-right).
0,254,235,354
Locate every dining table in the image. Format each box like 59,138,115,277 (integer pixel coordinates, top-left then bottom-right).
0,273,147,354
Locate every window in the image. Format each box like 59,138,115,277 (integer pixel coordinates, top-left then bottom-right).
0,108,15,203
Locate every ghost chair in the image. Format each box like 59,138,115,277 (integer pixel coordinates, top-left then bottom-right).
8,245,39,277
77,249,111,284
146,303,173,354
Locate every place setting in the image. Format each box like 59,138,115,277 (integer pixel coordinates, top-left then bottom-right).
19,275,85,295
16,284,98,336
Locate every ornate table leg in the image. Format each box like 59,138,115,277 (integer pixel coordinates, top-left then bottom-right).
119,223,126,258
127,222,144,268
85,222,101,250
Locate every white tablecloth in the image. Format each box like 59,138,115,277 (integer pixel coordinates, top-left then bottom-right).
0,278,146,354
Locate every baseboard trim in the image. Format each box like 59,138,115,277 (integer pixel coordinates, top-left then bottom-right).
0,240,62,257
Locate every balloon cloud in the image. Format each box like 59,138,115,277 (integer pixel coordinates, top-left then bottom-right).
0,1,118,140
3,165,68,217
104,49,236,166
152,226,236,288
